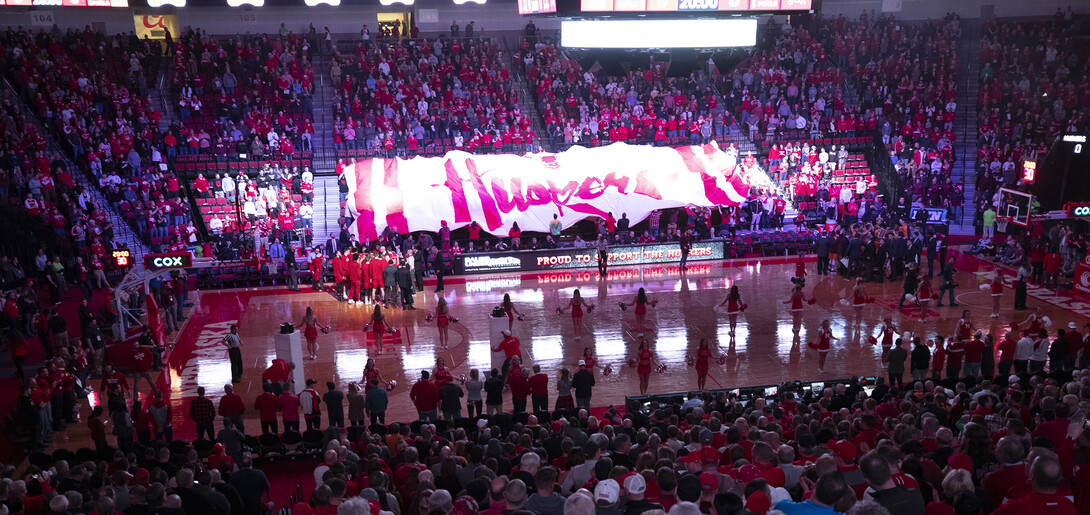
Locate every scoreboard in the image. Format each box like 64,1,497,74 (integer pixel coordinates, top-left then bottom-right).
579,0,810,12
518,0,557,14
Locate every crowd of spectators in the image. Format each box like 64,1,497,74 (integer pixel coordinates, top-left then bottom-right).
973,12,1090,231
329,33,530,157
734,13,965,224
167,30,316,162
520,37,732,149
8,346,1090,515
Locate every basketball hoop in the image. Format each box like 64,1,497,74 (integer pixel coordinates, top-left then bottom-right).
996,216,1010,233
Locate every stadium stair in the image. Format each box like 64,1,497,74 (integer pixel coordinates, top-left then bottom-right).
949,18,982,236
0,78,150,261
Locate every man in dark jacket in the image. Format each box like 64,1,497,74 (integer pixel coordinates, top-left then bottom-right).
910,338,931,382
937,257,958,307
886,338,908,389
847,235,864,278
383,260,398,308
889,234,907,281
572,361,596,411
815,233,830,275
396,262,415,309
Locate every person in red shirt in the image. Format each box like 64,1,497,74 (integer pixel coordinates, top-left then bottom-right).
529,365,549,413
262,358,294,387
1043,252,1062,290
218,383,247,433
408,370,439,422
993,456,1077,515
254,383,282,434
508,360,530,414
984,437,1029,509
491,330,521,380
963,333,986,378
130,341,155,401
997,331,1017,376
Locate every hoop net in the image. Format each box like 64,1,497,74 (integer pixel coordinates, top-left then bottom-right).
996,216,1010,232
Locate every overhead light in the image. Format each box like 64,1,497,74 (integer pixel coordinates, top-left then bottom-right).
227,0,263,6
147,0,185,6
378,0,414,5
304,0,340,5
453,0,487,4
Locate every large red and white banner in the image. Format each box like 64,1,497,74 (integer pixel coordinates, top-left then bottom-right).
344,142,769,239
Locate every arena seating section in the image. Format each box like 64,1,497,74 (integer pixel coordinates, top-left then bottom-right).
973,16,1090,213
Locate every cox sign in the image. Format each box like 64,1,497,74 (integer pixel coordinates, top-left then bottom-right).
1067,202,1090,217
144,252,192,270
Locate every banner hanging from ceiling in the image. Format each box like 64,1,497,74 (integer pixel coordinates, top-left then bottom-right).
134,14,179,40
343,141,768,240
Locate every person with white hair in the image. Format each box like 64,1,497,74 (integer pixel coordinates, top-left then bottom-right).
338,497,370,515
48,494,69,513
564,491,595,514
428,490,452,513
667,501,702,514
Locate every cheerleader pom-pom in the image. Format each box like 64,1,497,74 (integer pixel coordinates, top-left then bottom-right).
450,316,459,324
425,313,435,322
587,304,595,313
866,297,876,304
839,299,850,306
603,364,613,376
685,355,695,368
1042,316,1052,328
904,294,917,303
556,306,564,315
651,300,659,308
807,298,817,305
458,374,468,385
656,364,668,374
619,303,627,311
385,380,397,391
741,303,749,312
627,357,637,368
867,335,878,345
363,323,372,332
716,354,727,366
320,326,330,334
806,341,818,350
517,314,526,321
979,283,991,292
386,326,396,334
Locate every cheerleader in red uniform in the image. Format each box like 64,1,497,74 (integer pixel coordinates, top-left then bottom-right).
784,282,811,336
299,306,329,360
622,288,654,337
580,347,597,372
369,305,386,355
794,255,807,278
435,297,453,350
559,289,594,341
362,358,387,391
501,293,523,332
694,338,717,390
1018,307,1047,334
848,278,869,325
807,319,835,373
955,310,974,343
433,357,453,389
990,270,1003,318
717,285,745,338
915,276,934,323
874,316,897,362
635,339,656,394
